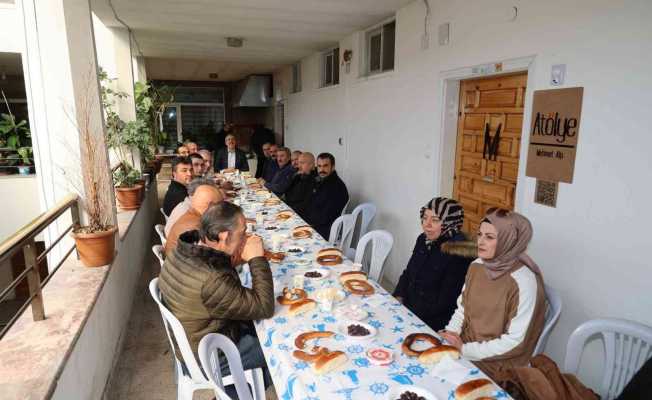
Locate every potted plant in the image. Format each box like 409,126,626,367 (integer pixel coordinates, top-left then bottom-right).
66,71,117,267
0,91,31,175
16,146,33,175
113,162,142,210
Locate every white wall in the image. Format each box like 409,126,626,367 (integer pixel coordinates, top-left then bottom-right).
0,3,23,53
278,0,652,390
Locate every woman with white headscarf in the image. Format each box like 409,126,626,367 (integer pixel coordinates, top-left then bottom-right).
441,207,546,381
393,197,476,331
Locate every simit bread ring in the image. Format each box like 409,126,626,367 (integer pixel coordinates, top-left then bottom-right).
277,287,307,305
342,279,375,295
294,331,335,349
316,254,343,266
401,333,442,357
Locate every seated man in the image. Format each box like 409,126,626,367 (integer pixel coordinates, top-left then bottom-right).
165,178,218,236
198,149,213,175
291,150,302,169
165,184,223,254
185,141,198,155
304,153,349,239
177,145,189,157
189,153,205,178
163,157,192,216
260,147,296,195
261,144,279,182
284,152,316,217
255,142,272,179
158,202,273,385
214,134,250,172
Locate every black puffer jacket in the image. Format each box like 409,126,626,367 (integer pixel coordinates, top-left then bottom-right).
393,232,476,331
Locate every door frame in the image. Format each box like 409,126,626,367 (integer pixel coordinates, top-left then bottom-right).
435,55,537,213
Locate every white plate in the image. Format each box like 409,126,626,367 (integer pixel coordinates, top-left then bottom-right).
315,288,347,303
386,386,438,400
334,305,368,321
303,268,330,280
340,321,377,341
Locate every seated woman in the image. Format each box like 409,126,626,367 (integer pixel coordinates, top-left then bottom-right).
440,208,546,381
393,197,476,331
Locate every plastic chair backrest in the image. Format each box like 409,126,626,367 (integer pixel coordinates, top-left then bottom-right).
152,245,165,267
564,318,652,399
148,278,208,384
345,202,377,252
340,199,350,216
160,207,169,222
199,333,253,400
155,224,167,245
328,214,354,250
533,284,562,355
354,230,393,282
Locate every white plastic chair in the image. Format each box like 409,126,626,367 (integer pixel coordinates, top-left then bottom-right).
148,278,265,400
344,202,377,260
328,214,355,251
340,199,350,216
199,333,256,400
161,207,169,222
354,230,393,282
532,284,562,355
152,245,165,267
155,224,167,246
564,318,652,400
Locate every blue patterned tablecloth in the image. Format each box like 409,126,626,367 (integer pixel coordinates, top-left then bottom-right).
237,191,509,400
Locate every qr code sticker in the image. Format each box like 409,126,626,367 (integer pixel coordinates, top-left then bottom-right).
535,180,558,207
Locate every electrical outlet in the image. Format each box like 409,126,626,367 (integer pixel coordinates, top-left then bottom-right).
551,64,566,86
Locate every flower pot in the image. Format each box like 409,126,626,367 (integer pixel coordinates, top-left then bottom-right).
135,179,146,201
115,185,142,210
72,226,117,267
17,165,31,175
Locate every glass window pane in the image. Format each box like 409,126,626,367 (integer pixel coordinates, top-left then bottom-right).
333,48,340,84
382,21,395,71
324,53,333,86
180,105,225,149
162,106,178,147
369,33,382,72
173,87,224,103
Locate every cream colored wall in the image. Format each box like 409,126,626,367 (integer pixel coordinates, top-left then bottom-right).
279,0,652,390
0,176,40,243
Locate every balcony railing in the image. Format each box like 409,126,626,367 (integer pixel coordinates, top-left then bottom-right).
0,193,80,338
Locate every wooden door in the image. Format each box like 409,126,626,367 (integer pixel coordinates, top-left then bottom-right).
453,72,527,234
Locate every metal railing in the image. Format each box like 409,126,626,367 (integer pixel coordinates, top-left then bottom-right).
0,193,80,338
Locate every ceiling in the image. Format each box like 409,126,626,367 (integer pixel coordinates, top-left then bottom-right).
91,0,413,81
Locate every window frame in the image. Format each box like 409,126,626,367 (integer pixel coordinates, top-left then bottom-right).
291,62,302,93
362,17,396,77
320,47,340,88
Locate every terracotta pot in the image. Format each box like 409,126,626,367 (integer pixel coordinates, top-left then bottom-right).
115,185,142,210
72,226,117,267
135,180,146,201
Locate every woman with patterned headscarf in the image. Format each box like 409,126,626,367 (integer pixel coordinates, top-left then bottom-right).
440,208,546,381
393,197,476,331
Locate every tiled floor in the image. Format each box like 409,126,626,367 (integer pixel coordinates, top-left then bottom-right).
104,180,278,400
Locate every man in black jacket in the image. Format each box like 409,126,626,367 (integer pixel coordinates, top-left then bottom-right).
214,134,250,172
304,153,349,239
163,157,193,216
284,152,316,218
255,142,272,179
261,144,279,182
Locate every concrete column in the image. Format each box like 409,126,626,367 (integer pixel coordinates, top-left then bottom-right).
21,0,117,269
109,27,142,170
132,56,147,84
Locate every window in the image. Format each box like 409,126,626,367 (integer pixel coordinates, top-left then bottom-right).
320,48,339,87
365,20,395,75
291,63,301,93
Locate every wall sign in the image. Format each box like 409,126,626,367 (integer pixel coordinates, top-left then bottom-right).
525,87,583,183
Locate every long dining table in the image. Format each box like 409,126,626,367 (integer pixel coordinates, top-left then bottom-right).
235,187,509,400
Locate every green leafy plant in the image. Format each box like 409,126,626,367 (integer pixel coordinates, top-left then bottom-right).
112,162,140,187
17,146,32,165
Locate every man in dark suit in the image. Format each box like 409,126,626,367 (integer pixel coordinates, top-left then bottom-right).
214,134,250,172
304,153,349,239
284,152,316,218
